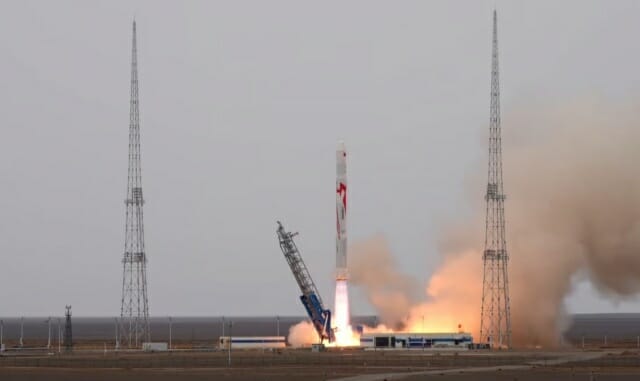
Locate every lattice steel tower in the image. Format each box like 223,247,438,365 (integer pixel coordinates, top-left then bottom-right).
63,305,73,351
480,10,511,349
119,20,150,348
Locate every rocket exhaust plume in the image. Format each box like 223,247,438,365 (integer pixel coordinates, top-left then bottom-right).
346,96,640,347
333,279,354,344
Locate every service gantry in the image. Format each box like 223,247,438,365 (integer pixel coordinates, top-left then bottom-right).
276,221,334,343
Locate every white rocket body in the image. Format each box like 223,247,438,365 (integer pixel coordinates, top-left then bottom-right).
336,141,348,280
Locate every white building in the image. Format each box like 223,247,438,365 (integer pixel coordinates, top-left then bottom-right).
360,332,472,350
219,336,286,350
142,342,168,352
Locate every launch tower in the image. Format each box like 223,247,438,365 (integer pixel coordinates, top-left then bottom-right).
479,10,512,348
119,20,150,348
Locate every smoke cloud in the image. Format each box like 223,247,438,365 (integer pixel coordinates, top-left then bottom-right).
348,96,640,347
505,96,640,345
288,320,319,347
349,235,421,329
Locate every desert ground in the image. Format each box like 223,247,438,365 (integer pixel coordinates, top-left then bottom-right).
2,347,640,380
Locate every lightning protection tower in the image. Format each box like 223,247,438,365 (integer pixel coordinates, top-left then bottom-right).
480,10,512,349
119,20,150,348
63,305,73,351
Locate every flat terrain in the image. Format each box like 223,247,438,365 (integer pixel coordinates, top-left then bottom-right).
1,349,639,380
0,349,556,368
403,368,640,381
4,366,640,381
0,366,385,381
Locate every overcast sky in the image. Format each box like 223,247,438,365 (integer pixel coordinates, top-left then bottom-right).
1,0,640,317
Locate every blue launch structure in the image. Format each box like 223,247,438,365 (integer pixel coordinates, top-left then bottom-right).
276,221,335,343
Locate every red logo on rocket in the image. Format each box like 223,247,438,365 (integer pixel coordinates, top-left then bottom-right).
336,182,347,237
337,182,347,210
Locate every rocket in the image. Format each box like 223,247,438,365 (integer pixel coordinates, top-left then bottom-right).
336,141,348,280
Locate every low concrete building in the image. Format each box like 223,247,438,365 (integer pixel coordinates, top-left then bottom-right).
219,336,286,350
360,332,473,350
142,342,168,352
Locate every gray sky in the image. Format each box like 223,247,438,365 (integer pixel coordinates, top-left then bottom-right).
1,0,639,316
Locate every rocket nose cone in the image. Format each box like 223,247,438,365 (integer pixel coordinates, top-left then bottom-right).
337,140,346,152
